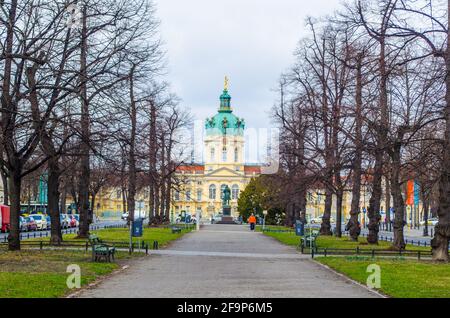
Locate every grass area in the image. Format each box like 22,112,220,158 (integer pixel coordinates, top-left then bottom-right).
0,225,194,298
317,257,450,298
62,226,194,248
260,226,431,252
26,225,194,248
0,250,126,298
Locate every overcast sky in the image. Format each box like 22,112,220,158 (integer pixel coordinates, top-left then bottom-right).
155,0,343,131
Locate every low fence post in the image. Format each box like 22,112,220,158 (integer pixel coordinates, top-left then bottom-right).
145,244,149,255
40,241,43,251
85,241,89,253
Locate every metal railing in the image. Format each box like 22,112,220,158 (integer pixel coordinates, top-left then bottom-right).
301,245,433,261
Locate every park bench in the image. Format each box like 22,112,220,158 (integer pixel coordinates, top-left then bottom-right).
89,234,116,262
300,230,320,249
171,227,182,234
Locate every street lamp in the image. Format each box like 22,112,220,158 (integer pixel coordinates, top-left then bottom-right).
263,210,268,231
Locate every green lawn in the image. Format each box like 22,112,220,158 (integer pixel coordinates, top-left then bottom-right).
317,257,450,298
64,226,194,248
27,225,194,248
0,250,124,298
261,226,430,252
0,225,194,298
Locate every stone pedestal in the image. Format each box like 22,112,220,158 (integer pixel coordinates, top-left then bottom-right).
217,206,237,224
223,206,231,216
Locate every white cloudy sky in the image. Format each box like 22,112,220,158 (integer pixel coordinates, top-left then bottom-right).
154,0,343,130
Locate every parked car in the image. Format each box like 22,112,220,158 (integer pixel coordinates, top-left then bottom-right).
68,215,78,228
420,218,439,226
60,214,70,229
121,212,129,220
28,214,47,230
310,215,335,224
26,216,38,231
73,214,80,227
46,215,51,230
19,216,28,232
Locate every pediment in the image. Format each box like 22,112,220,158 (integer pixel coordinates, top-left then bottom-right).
205,167,244,177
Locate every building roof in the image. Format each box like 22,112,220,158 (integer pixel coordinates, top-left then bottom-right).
244,166,262,175
205,87,245,137
177,165,205,174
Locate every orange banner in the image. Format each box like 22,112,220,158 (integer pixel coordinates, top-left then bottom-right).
406,180,414,206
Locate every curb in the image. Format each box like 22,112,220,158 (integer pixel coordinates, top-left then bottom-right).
312,259,389,298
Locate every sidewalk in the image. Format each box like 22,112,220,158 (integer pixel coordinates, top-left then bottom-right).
77,224,379,298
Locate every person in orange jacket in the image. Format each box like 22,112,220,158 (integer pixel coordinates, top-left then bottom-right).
248,213,257,231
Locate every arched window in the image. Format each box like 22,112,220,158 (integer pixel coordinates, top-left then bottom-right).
232,185,240,200
222,147,227,162
210,147,215,162
234,147,239,162
209,185,216,200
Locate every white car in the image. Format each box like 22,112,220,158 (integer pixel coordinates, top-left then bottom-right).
29,214,47,230
121,212,129,220
310,215,335,224
420,218,438,226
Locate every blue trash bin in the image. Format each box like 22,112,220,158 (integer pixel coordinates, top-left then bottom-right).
295,221,305,236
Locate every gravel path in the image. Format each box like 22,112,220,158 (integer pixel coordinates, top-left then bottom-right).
77,224,379,298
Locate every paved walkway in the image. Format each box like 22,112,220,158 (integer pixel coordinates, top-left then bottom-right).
77,224,378,298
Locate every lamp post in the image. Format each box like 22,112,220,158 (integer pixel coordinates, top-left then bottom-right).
263,210,268,231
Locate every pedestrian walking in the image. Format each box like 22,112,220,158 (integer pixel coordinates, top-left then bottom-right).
248,213,257,231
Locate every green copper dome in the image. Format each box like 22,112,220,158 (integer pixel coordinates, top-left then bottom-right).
205,88,245,136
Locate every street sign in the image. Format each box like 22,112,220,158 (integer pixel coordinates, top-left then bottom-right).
132,219,143,237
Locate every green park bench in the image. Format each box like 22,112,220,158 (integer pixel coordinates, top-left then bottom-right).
171,227,182,234
89,234,116,262
300,230,320,249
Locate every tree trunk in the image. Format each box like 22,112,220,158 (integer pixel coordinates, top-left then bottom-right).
347,55,363,241
149,100,157,221
391,139,406,250
7,167,21,251
385,169,391,230
335,189,343,237
48,158,62,245
432,2,450,261
320,187,333,236
127,67,137,223
367,32,390,245
60,187,67,214
77,5,90,238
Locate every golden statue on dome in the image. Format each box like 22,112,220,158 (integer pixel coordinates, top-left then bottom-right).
224,76,229,91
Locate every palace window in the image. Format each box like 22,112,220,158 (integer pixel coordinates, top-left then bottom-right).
210,147,215,162
234,147,239,162
197,190,202,202
222,147,227,162
174,191,180,201
232,185,240,200
186,190,192,201
209,185,217,200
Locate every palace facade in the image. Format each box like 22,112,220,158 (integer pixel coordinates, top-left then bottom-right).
171,83,261,220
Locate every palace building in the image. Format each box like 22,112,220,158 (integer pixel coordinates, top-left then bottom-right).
171,79,261,220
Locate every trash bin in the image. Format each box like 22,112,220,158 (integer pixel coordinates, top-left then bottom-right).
295,221,305,236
